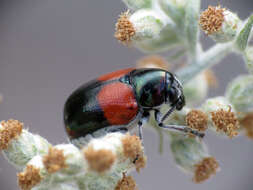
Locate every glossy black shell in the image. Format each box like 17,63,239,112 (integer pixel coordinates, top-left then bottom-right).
64,68,180,140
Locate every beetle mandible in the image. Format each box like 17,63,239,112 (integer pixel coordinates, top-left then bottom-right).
63,68,204,147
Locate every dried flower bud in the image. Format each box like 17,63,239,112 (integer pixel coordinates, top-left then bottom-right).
199,6,225,35
121,135,142,161
115,11,136,45
193,157,219,183
18,155,50,190
122,0,151,10
18,165,42,190
0,119,23,150
170,135,219,182
121,134,146,172
136,55,169,70
226,75,253,115
201,97,239,137
244,47,253,74
210,106,239,138
115,174,138,190
115,7,181,53
53,144,84,175
115,10,167,45
199,6,240,43
186,110,208,132
43,147,67,174
84,146,116,173
1,120,51,169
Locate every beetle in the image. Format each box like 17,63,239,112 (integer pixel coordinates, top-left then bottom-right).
64,68,204,147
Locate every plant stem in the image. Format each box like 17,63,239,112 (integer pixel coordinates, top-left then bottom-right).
176,42,234,84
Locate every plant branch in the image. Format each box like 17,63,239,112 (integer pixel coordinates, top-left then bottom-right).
176,42,234,84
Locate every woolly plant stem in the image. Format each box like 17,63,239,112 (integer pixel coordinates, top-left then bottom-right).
176,42,234,84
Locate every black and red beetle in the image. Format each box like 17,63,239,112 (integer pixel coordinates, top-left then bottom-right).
64,68,204,146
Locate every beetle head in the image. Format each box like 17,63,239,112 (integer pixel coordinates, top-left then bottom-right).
166,74,185,110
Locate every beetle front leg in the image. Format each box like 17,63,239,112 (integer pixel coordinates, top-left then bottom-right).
159,124,205,138
154,109,205,138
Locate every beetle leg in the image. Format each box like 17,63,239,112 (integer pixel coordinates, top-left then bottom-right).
158,123,205,138
154,106,177,123
137,121,143,140
161,105,177,123
137,112,150,140
131,113,149,164
155,109,205,138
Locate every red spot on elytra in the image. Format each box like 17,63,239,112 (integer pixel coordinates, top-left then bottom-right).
98,68,134,81
97,82,138,125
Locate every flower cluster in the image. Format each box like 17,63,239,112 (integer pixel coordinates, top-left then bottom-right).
114,0,253,185
170,134,219,183
0,120,145,190
199,5,240,42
